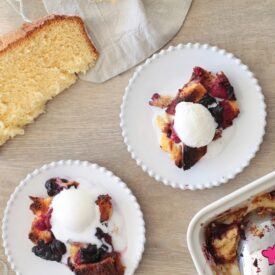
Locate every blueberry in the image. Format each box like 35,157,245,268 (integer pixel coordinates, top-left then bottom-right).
198,94,216,107
32,239,66,262
209,104,223,127
77,243,111,264
95,227,113,247
79,245,101,264
45,178,61,196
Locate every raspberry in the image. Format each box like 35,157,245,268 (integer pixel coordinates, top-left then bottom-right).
209,73,235,100
220,100,237,129
34,209,52,231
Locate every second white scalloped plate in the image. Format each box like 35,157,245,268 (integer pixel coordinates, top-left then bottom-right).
2,160,145,275
120,43,266,190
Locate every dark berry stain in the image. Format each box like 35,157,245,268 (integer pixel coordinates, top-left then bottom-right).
45,178,63,196
76,244,108,264
45,178,78,196
209,104,223,128
32,239,66,262
95,227,113,247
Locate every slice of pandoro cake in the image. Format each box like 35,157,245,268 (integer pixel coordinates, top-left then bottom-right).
0,15,98,146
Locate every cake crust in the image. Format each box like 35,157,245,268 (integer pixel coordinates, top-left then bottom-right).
0,15,98,60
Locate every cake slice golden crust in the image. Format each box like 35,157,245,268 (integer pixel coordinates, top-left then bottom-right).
0,15,98,146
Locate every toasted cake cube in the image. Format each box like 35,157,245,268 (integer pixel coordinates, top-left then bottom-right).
220,100,240,129
160,133,182,167
29,196,52,215
29,225,53,244
149,93,173,108
155,114,171,132
96,195,113,222
178,82,207,102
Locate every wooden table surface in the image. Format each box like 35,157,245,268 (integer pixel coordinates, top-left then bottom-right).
0,0,275,274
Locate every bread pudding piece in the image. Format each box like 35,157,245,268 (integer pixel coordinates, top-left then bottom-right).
96,195,113,222
156,114,183,167
29,196,52,216
29,177,125,274
190,66,236,100
0,15,98,146
67,210,125,275
68,234,124,275
149,67,240,170
165,81,208,115
149,93,173,108
29,196,53,244
183,146,207,170
70,252,124,275
204,191,275,275
209,100,239,129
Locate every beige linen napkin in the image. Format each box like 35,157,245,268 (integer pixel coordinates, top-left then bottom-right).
6,0,192,83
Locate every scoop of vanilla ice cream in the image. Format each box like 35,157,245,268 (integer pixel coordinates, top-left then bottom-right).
174,102,217,148
51,188,95,232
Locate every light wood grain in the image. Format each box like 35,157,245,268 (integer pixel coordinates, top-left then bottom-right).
0,0,275,274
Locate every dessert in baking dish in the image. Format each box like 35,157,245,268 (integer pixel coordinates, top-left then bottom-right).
204,191,275,275
149,67,239,170
0,15,98,146
29,178,125,275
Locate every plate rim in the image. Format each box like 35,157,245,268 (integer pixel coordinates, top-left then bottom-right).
2,160,146,275
120,42,266,190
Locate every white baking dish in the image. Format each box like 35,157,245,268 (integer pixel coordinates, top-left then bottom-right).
187,171,275,274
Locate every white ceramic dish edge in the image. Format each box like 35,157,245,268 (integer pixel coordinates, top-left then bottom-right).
2,160,146,275
120,43,266,190
187,170,275,275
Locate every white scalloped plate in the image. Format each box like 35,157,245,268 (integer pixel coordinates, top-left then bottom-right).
2,160,145,275
120,43,266,190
